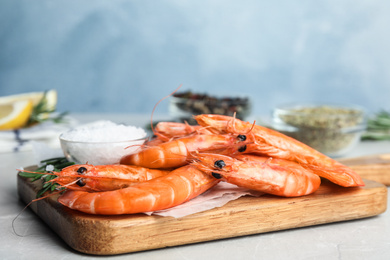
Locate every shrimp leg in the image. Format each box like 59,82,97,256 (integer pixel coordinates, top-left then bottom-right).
154,122,210,141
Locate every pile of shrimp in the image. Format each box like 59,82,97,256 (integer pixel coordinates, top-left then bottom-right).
33,114,365,215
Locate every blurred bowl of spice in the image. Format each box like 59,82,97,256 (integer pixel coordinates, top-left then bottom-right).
169,91,252,124
272,103,367,157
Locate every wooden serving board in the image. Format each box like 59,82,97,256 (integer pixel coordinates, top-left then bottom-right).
17,167,387,255
339,153,390,186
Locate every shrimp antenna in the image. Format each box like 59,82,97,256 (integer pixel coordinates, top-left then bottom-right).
12,190,63,237
245,120,256,135
229,112,239,134
229,112,255,135
150,84,183,134
125,142,146,150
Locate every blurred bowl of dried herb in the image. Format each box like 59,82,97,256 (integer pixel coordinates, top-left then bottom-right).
169,91,251,124
272,103,367,157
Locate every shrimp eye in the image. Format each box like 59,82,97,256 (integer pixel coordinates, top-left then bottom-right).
76,178,86,187
212,172,223,179
237,134,246,141
214,160,226,169
238,145,247,152
77,167,87,174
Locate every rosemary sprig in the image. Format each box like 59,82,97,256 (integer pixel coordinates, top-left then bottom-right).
362,110,390,141
18,157,75,198
26,91,68,127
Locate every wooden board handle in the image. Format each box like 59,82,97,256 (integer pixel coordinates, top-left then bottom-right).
339,153,390,186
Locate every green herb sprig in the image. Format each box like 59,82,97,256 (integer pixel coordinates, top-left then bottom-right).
26,91,68,127
18,157,75,198
362,110,390,141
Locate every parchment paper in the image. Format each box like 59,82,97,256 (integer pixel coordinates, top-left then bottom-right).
145,183,263,218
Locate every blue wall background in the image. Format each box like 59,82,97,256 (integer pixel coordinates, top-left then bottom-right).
1,0,390,117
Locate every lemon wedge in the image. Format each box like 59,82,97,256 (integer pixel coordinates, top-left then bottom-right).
0,100,33,130
0,89,57,110
0,89,58,130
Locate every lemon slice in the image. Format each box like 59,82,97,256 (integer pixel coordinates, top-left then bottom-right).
0,89,58,124
0,90,57,130
0,89,57,110
0,100,33,130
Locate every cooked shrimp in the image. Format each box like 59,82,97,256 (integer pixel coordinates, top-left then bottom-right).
191,153,321,197
194,114,364,187
154,122,211,141
144,122,206,146
57,165,219,215
120,134,248,169
24,164,171,192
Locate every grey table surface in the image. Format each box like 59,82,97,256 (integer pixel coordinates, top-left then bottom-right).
1,113,390,260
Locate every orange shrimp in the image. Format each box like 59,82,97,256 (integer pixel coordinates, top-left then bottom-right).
145,122,213,146
21,164,171,192
191,153,321,197
120,133,248,169
194,114,364,187
154,122,211,141
57,165,219,215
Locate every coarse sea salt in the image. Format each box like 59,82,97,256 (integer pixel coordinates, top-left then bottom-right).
60,121,146,142
59,121,147,165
